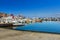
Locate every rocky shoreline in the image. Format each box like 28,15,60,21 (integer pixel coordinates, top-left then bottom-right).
0,28,60,40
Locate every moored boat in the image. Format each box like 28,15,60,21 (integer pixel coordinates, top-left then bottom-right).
0,23,13,27
12,20,25,26
13,23,25,26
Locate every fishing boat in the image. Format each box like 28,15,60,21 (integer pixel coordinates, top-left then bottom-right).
13,22,25,26
0,23,13,27
12,20,25,26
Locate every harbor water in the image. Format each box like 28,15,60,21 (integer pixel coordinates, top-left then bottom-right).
13,21,60,33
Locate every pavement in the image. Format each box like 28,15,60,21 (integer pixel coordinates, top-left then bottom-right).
0,28,60,40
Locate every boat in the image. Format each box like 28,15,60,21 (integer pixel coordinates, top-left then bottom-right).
13,23,25,26
12,20,25,26
0,23,13,27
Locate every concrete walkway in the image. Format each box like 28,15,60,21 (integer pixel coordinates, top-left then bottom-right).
0,28,60,40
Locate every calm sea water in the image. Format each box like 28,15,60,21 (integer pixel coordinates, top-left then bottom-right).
13,21,60,33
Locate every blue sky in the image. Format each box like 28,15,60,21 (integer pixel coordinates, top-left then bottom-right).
0,0,60,17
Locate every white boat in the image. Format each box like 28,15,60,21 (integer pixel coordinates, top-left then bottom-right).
12,20,25,26
13,22,25,26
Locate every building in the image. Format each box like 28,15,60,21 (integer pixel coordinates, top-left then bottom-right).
0,12,8,18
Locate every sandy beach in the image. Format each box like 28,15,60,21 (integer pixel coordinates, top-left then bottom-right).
0,28,60,40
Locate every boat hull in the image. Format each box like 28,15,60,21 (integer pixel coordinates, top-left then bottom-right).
0,23,13,27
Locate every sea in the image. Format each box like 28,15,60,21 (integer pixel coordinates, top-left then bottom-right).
13,21,60,33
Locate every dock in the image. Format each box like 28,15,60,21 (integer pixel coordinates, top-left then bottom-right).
0,28,60,40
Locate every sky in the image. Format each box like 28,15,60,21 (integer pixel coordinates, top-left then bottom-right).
0,0,60,17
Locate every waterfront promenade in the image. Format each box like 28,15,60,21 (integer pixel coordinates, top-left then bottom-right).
0,28,60,40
